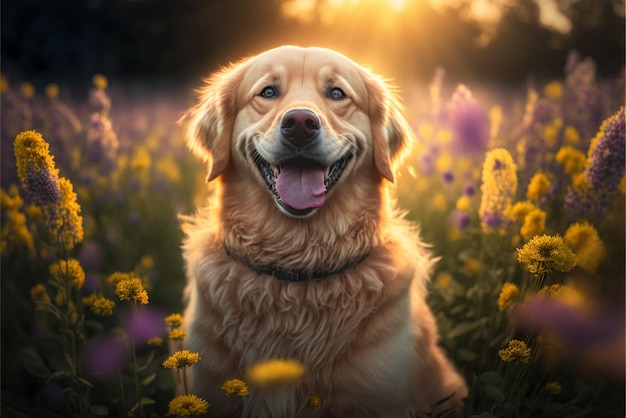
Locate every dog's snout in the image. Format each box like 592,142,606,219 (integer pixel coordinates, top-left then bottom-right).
280,109,320,146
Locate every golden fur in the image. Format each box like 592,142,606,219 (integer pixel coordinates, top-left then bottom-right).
181,46,467,417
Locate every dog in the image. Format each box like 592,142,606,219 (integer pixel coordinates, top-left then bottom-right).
180,45,467,417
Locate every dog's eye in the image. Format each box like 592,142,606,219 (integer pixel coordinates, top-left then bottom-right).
328,87,346,100
259,86,278,98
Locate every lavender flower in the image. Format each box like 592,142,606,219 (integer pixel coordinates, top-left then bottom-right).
565,107,625,219
448,85,489,154
86,113,119,175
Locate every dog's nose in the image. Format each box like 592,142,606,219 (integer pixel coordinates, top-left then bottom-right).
280,109,320,146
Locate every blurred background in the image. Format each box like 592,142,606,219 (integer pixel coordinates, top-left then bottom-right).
2,0,625,90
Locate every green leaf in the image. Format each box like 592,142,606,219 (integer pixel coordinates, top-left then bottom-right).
89,404,110,416
456,348,478,362
447,318,488,340
46,370,72,383
140,397,156,406
76,376,95,389
19,348,51,379
138,350,156,373
140,372,157,387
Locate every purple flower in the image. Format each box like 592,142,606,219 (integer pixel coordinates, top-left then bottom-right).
24,166,62,207
442,170,454,183
481,213,502,229
82,333,129,380
79,241,103,270
463,183,476,197
565,107,625,219
89,88,111,113
122,305,166,345
86,113,119,175
451,210,471,230
448,85,489,154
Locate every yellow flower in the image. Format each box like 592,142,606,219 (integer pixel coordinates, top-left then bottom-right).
45,83,59,100
447,227,461,242
31,284,51,311
147,337,164,347
526,172,551,200
107,271,138,285
168,394,209,416
53,177,84,250
91,296,115,315
115,278,149,304
436,129,452,144
563,126,580,145
564,222,606,273
498,339,531,364
169,328,186,340
131,146,152,170
418,122,434,140
92,74,108,90
221,379,249,397
510,201,538,223
308,393,322,407
0,73,7,94
545,380,562,395
539,284,585,308
543,124,559,148
479,148,518,233
520,209,546,241
489,106,502,139
497,283,520,312
20,82,35,99
543,81,563,100
455,195,472,211
162,349,200,369
49,259,85,289
555,146,586,177
165,313,184,328
246,359,305,388
434,272,452,290
13,131,59,184
436,153,452,172
517,235,577,278
432,194,447,212
464,258,481,276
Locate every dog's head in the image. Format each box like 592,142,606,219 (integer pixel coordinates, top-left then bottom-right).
183,46,414,217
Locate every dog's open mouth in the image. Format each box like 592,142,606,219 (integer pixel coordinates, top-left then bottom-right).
253,150,353,216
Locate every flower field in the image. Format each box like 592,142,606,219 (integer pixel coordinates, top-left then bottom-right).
1,50,624,417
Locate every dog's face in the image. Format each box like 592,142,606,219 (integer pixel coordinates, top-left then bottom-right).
184,46,413,217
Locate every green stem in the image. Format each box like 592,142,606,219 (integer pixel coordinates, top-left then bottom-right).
130,302,145,418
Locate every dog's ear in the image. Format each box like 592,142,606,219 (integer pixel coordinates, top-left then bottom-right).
180,60,248,182
363,70,415,183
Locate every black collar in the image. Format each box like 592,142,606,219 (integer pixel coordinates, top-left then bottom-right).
223,243,371,282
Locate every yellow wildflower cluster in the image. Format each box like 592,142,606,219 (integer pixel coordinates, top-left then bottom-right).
168,394,209,416
497,283,520,312
30,284,51,311
49,259,85,290
221,378,249,397
0,185,35,256
90,296,115,316
479,148,518,233
517,235,577,278
13,131,84,250
166,312,185,340
564,222,606,273
498,339,531,364
556,146,586,177
115,278,149,305
162,349,200,369
246,359,305,388
147,337,164,347
526,172,551,201
543,81,563,101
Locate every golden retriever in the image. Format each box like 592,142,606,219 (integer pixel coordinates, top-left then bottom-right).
180,45,467,417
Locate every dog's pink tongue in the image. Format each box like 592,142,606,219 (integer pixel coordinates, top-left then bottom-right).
276,164,326,210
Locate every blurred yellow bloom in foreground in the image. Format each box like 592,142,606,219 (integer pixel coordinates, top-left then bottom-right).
246,359,305,388
162,349,200,369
